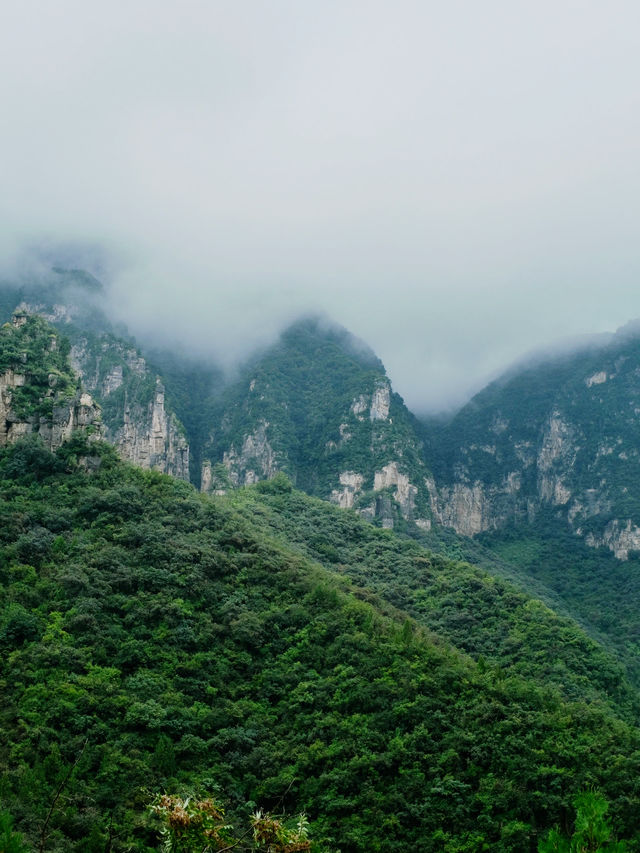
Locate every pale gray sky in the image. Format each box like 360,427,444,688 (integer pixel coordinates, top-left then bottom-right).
2,1,640,412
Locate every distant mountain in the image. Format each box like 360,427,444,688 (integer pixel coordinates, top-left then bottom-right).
10,267,640,566
0,268,191,480
424,323,640,559
199,317,433,531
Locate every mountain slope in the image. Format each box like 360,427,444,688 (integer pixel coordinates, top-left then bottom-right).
200,317,433,531
228,481,639,717
0,269,190,479
424,323,640,559
2,440,640,852
2,307,640,850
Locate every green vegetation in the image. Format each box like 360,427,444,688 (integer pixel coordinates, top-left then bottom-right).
479,515,640,686
424,325,640,535
5,278,640,851
201,318,431,518
1,438,640,851
538,790,628,852
0,315,78,419
229,485,639,719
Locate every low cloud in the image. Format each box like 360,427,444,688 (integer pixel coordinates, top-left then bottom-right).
2,1,640,412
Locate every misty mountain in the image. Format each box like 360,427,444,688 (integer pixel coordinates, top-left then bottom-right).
8,269,640,568
424,321,640,559
2,314,640,850
196,317,433,532
0,269,191,480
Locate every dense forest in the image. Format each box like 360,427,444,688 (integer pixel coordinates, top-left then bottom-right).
2,296,640,851
1,436,640,850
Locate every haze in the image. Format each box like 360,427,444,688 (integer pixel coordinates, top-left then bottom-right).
2,1,640,413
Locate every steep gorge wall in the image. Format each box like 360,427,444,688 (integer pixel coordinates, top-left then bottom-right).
70,336,190,480
0,316,102,451
428,347,640,559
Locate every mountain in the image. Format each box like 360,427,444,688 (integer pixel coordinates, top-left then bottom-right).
0,312,101,450
0,268,190,480
198,317,433,532
1,432,640,851
3,312,640,850
424,323,640,560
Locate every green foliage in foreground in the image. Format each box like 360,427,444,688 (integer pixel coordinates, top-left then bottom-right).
0,810,29,853
538,790,628,852
1,439,640,851
149,792,311,852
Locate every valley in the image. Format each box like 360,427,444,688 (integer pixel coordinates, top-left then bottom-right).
1,270,640,850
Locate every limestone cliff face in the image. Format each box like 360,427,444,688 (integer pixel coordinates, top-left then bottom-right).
427,412,580,536
0,370,102,450
426,329,640,559
330,471,364,509
536,413,576,505
219,420,280,487
109,380,190,480
0,316,102,450
69,336,190,480
427,475,532,537
17,300,78,326
326,378,432,529
585,520,640,561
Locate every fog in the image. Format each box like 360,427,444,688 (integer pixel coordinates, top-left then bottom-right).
2,1,640,412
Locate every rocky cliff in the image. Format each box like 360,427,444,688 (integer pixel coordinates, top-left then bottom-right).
0,314,102,450
199,318,433,530
424,325,640,558
69,334,190,480
0,271,191,481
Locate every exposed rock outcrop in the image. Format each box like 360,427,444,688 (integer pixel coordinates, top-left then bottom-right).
370,381,391,421
110,380,189,480
330,471,364,508
219,420,280,487
424,328,640,559
70,336,190,480
537,413,576,505
0,370,101,451
374,462,417,518
427,475,531,537
586,520,640,561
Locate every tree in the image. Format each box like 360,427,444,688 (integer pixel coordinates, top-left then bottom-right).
149,793,312,852
538,790,628,852
0,811,30,853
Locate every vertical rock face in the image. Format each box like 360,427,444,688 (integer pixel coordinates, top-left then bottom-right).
221,420,279,487
0,370,26,445
70,336,190,480
330,471,365,508
537,413,575,505
373,462,418,518
111,379,190,480
424,324,640,559
369,381,391,421
0,317,102,451
36,393,103,450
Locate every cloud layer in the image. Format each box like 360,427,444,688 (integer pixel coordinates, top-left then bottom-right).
2,1,640,411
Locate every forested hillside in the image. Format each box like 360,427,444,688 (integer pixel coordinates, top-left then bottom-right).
197,317,433,531
2,437,640,851
3,285,640,850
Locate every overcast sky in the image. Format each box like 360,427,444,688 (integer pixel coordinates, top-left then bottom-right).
2,1,640,412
